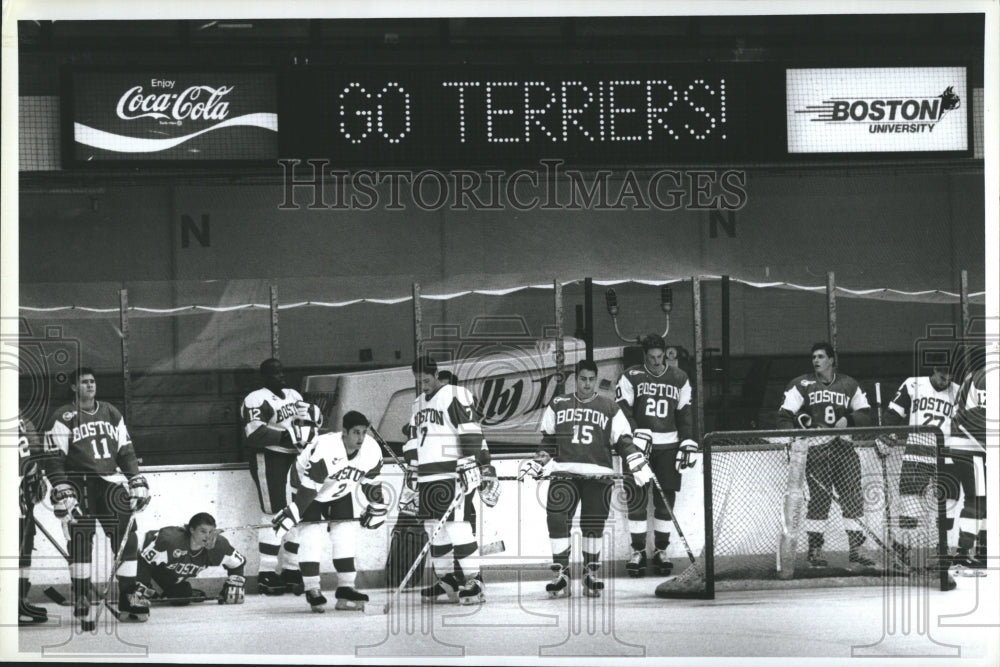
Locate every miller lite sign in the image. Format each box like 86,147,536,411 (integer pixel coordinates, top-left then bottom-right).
69,70,278,162
786,67,969,153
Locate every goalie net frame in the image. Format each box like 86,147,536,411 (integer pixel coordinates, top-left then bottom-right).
665,425,949,599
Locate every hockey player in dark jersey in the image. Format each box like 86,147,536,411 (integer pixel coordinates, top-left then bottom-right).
44,368,151,630
526,359,651,598
18,414,49,625
136,513,247,606
777,343,873,569
616,333,698,577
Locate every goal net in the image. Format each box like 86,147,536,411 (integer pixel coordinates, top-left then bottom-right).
656,425,950,598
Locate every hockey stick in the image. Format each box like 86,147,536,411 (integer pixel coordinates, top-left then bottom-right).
383,489,466,615
875,383,894,551
216,518,361,532
805,470,910,574
30,515,81,605
648,475,699,569
93,513,137,624
367,424,408,469
500,473,629,482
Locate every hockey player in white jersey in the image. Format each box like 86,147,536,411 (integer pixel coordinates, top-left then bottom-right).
944,365,987,574
404,356,495,605
242,358,323,595
878,365,960,584
271,410,387,612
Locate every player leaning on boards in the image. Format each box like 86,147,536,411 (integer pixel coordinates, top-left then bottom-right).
524,359,653,598
18,414,49,625
877,365,961,586
43,367,151,630
405,356,496,605
615,334,698,578
271,411,387,612
777,343,874,570
241,358,323,595
136,513,247,606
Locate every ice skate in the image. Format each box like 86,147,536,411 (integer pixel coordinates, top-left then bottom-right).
806,532,827,568
458,575,485,605
652,549,674,576
545,563,570,598
848,548,876,568
582,563,604,598
951,551,986,577
305,588,327,613
118,587,150,622
626,550,647,578
420,573,461,604
18,599,47,625
334,586,369,611
258,571,286,595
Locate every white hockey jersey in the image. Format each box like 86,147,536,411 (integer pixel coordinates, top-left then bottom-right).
241,386,304,455
887,376,959,462
408,384,483,483
293,431,383,503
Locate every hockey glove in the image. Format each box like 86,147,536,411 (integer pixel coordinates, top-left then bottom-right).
19,463,46,515
519,450,553,480
282,423,318,451
479,464,501,507
51,483,81,525
457,457,482,493
874,433,897,459
294,401,323,427
218,575,246,605
128,475,151,512
626,452,653,486
633,430,653,461
834,416,849,429
795,413,813,429
676,439,700,472
360,497,389,530
271,504,300,537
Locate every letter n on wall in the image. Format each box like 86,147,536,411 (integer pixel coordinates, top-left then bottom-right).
181,214,211,248
709,210,736,238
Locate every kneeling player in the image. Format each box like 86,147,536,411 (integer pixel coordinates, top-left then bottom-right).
272,411,387,612
136,513,247,607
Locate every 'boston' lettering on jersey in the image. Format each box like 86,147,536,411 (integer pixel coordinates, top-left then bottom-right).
913,396,954,416
807,389,850,407
274,402,298,423
414,408,445,427
554,407,610,430
636,382,680,400
71,420,119,442
329,466,366,483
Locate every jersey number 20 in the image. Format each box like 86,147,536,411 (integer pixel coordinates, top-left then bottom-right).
644,399,671,419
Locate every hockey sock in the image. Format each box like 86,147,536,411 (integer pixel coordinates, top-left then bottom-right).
846,530,865,551
301,562,321,592
450,521,480,579
583,551,601,568
259,518,281,573
628,520,647,552
332,558,357,588
281,539,301,573
552,547,571,570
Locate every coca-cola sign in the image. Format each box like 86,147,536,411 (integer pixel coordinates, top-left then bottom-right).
69,71,277,163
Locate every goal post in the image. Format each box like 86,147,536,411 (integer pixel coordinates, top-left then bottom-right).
657,425,950,598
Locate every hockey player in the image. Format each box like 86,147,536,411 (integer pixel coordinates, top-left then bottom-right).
44,368,151,630
615,333,698,578
944,365,987,574
136,513,247,606
405,356,494,605
18,414,48,625
526,359,652,598
777,343,873,569
271,411,387,612
877,365,964,586
241,358,321,595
